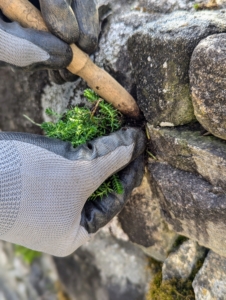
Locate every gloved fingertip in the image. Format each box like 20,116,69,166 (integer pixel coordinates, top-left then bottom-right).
118,154,145,192
39,0,80,44
118,127,147,162
71,0,100,53
77,34,99,54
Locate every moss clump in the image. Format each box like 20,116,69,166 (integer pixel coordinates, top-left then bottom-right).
146,257,194,299
40,89,124,200
146,244,207,300
41,89,122,148
147,271,195,300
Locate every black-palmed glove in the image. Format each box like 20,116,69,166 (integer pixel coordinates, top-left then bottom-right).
0,128,145,257
0,0,100,83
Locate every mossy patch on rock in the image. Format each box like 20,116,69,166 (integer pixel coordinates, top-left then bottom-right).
147,271,195,300
146,247,206,300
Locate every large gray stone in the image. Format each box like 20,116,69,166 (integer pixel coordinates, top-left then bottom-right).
54,230,153,300
149,161,226,258
190,33,226,140
128,10,226,126
148,123,226,191
162,240,206,281
193,251,226,300
118,172,178,262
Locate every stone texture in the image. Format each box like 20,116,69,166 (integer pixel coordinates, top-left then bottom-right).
193,251,226,299
128,10,226,126
98,0,226,14
190,33,226,140
54,230,152,300
95,8,156,97
148,123,226,191
41,79,90,122
149,161,226,258
118,172,178,262
162,240,206,281
137,0,226,13
137,0,194,13
0,67,48,133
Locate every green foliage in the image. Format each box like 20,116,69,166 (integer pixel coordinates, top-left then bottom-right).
83,89,99,101
146,248,208,300
147,271,195,300
193,1,218,10
112,174,124,194
89,174,124,201
41,89,121,148
41,89,124,200
193,3,200,10
88,181,114,201
15,245,41,264
45,108,61,118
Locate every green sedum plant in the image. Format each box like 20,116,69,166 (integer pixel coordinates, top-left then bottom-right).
40,89,124,201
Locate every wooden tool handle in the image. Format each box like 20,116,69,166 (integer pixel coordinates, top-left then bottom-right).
0,0,140,118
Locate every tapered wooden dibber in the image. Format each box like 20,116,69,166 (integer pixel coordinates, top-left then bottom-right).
0,0,140,118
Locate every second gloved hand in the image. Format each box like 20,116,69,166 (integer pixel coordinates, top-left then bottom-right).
0,127,145,257
0,0,100,83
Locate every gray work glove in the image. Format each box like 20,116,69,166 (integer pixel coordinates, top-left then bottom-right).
0,128,145,257
0,0,100,84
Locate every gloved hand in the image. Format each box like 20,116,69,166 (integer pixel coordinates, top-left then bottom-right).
0,0,100,84
0,127,145,257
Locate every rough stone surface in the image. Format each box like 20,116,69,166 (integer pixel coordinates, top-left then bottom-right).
118,172,178,262
95,9,156,96
137,0,226,13
54,230,152,300
128,10,226,126
137,0,194,13
190,33,226,140
149,161,226,258
148,123,226,191
41,79,90,122
162,240,206,281
0,67,48,133
193,251,226,299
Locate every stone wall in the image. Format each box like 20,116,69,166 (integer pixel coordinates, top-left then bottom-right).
1,0,226,299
